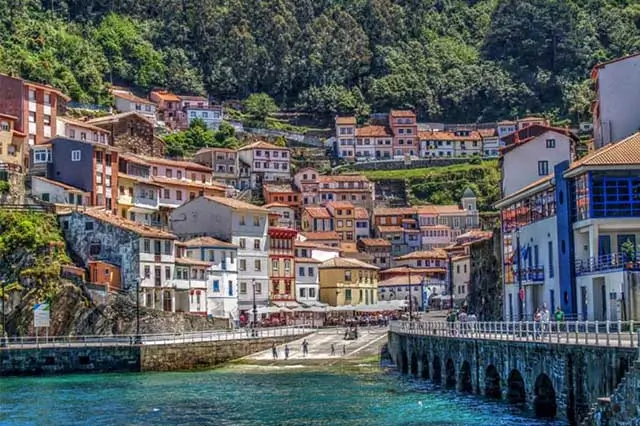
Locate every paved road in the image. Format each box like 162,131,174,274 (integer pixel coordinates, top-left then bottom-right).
243,327,389,365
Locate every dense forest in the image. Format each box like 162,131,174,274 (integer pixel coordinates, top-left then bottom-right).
1,0,639,123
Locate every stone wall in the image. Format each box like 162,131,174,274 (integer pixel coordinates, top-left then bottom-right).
388,332,636,424
0,334,307,377
467,231,502,320
582,360,640,425
338,157,478,172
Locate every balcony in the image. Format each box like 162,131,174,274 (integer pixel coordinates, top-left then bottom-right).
517,266,545,285
574,252,640,276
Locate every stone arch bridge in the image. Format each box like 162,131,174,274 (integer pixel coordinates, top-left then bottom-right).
388,323,636,423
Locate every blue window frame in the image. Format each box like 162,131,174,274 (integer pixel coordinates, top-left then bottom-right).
591,174,640,218
228,281,233,296
213,280,220,292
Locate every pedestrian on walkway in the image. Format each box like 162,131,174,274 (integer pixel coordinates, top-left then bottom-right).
302,339,309,357
284,345,290,360
330,343,335,356
272,343,278,359
343,344,346,356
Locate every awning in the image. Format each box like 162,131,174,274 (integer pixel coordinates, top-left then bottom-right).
274,301,301,308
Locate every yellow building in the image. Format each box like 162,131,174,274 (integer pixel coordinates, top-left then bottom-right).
117,171,163,226
0,114,25,170
326,201,356,241
319,257,379,306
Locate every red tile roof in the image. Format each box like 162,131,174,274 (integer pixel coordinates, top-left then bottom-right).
374,207,416,216
335,116,356,125
500,125,578,154
395,250,447,260
326,201,355,210
175,257,213,267
132,155,212,173
355,207,369,219
204,196,269,212
263,183,296,194
79,208,176,239
295,257,322,264
303,207,331,219
151,90,181,102
418,130,481,141
376,225,404,233
294,240,340,251
238,141,288,151
565,131,640,174
301,231,340,241
358,238,391,248
182,236,237,248
355,125,392,138
390,110,416,118
318,174,371,183
32,176,88,193
112,90,155,105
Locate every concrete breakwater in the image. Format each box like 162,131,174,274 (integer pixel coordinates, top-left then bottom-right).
0,335,306,376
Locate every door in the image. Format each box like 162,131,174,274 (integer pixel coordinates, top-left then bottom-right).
550,289,555,313
601,282,607,321
581,286,588,320
598,235,611,256
508,294,513,321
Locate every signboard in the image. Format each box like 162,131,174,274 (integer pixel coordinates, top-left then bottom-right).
33,303,51,328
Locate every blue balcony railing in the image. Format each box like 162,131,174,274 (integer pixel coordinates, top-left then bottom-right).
574,252,640,275
518,266,545,284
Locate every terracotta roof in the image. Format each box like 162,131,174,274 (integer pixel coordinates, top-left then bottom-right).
497,120,516,125
377,225,404,233
452,255,471,262
135,155,212,173
355,125,392,138
301,231,340,241
118,173,162,187
390,110,416,118
500,125,578,154
180,95,208,102
175,257,213,267
80,208,176,239
263,202,291,209
335,116,356,125
418,130,481,141
119,153,151,166
87,111,155,126
238,141,288,151
374,207,416,216
32,176,88,193
204,196,269,212
339,242,358,253
395,250,448,260
420,225,451,231
15,75,71,101
354,207,369,219
415,205,438,215
151,176,227,191
378,276,422,287
263,183,296,193
380,267,446,276
565,131,640,175
478,128,497,138
457,230,493,241
318,174,370,183
112,90,155,105
358,238,391,248
59,117,110,134
432,205,464,215
295,257,322,264
182,236,237,248
151,90,181,102
326,201,355,210
195,147,236,154
319,257,379,270
303,207,331,219
294,240,341,251
519,116,547,122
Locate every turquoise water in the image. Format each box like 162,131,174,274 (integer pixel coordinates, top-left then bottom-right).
0,366,566,426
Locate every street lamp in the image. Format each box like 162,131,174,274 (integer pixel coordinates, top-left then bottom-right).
408,269,413,320
252,279,258,337
516,227,524,321
134,277,142,344
448,253,454,310
1,279,7,347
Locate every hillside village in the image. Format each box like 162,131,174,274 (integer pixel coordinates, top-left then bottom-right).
1,51,640,327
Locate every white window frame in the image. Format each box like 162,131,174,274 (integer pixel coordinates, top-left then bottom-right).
71,150,82,162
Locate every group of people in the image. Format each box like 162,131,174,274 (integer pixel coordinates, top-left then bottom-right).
271,339,310,360
532,304,565,339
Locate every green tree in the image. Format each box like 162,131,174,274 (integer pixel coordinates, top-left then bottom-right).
244,93,279,121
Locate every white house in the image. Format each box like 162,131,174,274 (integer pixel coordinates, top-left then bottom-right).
172,257,210,314
592,53,640,149
264,202,296,229
335,116,356,159
237,141,291,189
295,239,340,263
111,89,157,120
31,175,90,206
295,257,321,305
168,196,270,316
355,125,392,160
180,236,238,320
500,125,577,196
479,128,502,158
186,106,224,130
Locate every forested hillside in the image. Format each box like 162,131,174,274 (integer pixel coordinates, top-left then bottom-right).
1,0,639,122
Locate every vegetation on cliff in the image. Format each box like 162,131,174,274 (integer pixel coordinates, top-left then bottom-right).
2,1,639,122
362,161,501,211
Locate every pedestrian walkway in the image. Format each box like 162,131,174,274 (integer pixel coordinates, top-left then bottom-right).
241,327,389,366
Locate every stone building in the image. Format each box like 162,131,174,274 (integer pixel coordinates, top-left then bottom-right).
88,112,165,157
467,230,502,320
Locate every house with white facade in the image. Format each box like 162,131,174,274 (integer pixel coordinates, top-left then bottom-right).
293,167,320,205
295,239,340,263
111,88,157,120
355,125,393,160
172,256,210,314
265,202,296,229
180,236,238,320
500,124,578,196
56,117,110,145
168,196,270,316
335,116,356,159
186,105,224,130
237,141,291,189
295,256,321,305
591,53,640,149
479,128,502,158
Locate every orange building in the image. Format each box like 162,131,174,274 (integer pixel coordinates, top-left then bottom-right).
88,260,122,292
263,183,300,210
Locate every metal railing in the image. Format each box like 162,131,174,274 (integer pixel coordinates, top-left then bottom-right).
390,320,640,350
574,252,640,275
0,325,314,350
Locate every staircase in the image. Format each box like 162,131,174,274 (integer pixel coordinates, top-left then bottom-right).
233,188,252,202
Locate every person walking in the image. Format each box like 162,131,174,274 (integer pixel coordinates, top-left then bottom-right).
272,343,278,359
533,308,542,340
541,303,550,338
554,306,565,322
330,343,335,356
284,345,290,360
343,344,346,356
302,339,309,357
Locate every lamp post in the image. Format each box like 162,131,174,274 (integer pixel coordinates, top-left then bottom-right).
516,228,524,321
408,269,413,320
134,277,142,344
448,253,454,310
1,279,6,347
252,279,258,337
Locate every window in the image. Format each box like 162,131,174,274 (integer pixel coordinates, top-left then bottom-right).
228,281,233,296
143,239,150,253
546,139,556,148
80,132,87,141
537,160,549,176
165,266,171,280
300,288,307,298
28,112,36,123
345,270,352,281
272,259,279,271
208,250,215,262
28,89,36,101
240,282,247,294
345,289,352,300
240,215,246,225
177,171,182,179
71,150,81,162
309,288,316,298
239,238,246,249
548,241,554,278
84,221,94,231
176,190,182,201
255,282,262,294
253,216,260,226
43,115,51,126
144,265,151,278
213,280,220,292
239,259,246,271
254,239,260,250
308,267,314,277
164,240,172,255
298,267,305,276
0,121,8,132
33,149,50,164
166,169,173,178
254,260,261,271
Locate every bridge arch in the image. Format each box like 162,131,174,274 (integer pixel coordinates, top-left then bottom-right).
410,352,418,377
507,369,526,404
400,349,408,375
432,356,442,384
534,373,557,418
445,358,456,389
421,354,429,379
459,361,472,393
484,364,501,399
